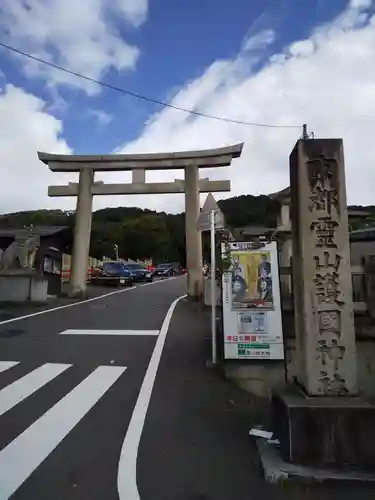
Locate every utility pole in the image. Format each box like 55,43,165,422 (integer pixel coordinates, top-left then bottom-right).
302,124,309,139
302,123,314,140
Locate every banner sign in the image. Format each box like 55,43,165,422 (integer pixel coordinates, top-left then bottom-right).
222,241,284,360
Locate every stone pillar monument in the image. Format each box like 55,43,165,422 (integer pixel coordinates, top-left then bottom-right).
290,139,357,395
70,168,94,297
271,139,375,473
185,165,203,298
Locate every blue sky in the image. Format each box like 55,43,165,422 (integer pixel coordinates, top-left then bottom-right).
2,0,347,153
0,0,374,213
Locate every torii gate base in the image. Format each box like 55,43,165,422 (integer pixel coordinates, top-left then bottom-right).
38,144,243,299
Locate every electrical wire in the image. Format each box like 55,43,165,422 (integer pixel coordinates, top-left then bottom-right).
0,41,301,129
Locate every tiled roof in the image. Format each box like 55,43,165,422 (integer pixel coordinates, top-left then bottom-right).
0,226,69,238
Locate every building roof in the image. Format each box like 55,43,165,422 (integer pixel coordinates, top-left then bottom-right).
348,208,372,217
350,226,375,241
268,186,290,201
351,226,375,234
0,226,69,238
268,186,371,218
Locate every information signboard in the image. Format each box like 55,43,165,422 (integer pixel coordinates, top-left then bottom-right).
221,241,284,360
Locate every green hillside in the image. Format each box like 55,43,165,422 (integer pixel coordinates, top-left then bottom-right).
1,195,374,264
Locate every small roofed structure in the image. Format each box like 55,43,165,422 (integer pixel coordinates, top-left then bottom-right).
270,185,371,220
270,185,373,296
0,226,71,296
351,227,375,240
269,186,291,204
350,226,375,266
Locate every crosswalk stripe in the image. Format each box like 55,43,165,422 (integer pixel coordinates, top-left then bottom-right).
0,362,19,373
0,365,126,500
0,363,71,417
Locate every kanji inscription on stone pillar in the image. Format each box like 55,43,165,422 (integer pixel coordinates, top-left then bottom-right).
290,139,357,396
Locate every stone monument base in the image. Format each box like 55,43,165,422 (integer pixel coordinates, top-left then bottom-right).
272,387,375,472
0,272,48,302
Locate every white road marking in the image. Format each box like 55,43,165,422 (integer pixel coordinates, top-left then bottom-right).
60,329,159,336
117,293,186,500
0,275,184,326
138,277,179,288
0,362,19,373
0,363,71,417
0,365,126,500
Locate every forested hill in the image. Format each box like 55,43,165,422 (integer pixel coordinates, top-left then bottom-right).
0,195,374,264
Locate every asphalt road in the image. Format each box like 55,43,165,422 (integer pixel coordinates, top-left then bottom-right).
0,276,186,500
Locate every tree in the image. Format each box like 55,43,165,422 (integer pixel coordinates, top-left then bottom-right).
1,195,373,264
120,214,171,262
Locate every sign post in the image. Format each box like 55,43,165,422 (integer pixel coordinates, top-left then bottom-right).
197,194,225,365
210,210,217,364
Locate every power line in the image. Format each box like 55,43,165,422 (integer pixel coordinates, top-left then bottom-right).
0,41,301,130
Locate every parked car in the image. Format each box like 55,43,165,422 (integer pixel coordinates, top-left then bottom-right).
123,263,153,282
90,261,133,287
153,263,175,277
170,262,185,275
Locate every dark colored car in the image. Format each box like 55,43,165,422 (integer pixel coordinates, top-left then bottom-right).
153,263,174,277
170,262,185,275
123,263,153,282
90,261,133,287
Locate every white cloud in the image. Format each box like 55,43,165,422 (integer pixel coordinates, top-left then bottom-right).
101,0,375,214
0,84,75,213
288,39,315,57
242,29,276,52
1,0,375,217
350,0,372,8
115,0,149,28
0,0,148,94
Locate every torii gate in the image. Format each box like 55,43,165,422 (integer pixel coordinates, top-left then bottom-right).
38,143,243,298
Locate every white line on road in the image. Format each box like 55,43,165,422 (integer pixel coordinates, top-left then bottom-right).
117,293,186,500
0,275,183,327
0,365,126,500
60,329,159,336
0,363,71,417
0,362,19,373
138,277,180,288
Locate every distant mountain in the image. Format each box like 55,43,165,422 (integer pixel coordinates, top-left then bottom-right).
1,195,374,264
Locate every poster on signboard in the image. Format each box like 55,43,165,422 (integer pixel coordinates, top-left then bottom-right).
237,311,267,334
221,241,284,360
231,250,273,310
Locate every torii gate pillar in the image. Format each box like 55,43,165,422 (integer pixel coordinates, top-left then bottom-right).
185,164,203,298
70,168,94,298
